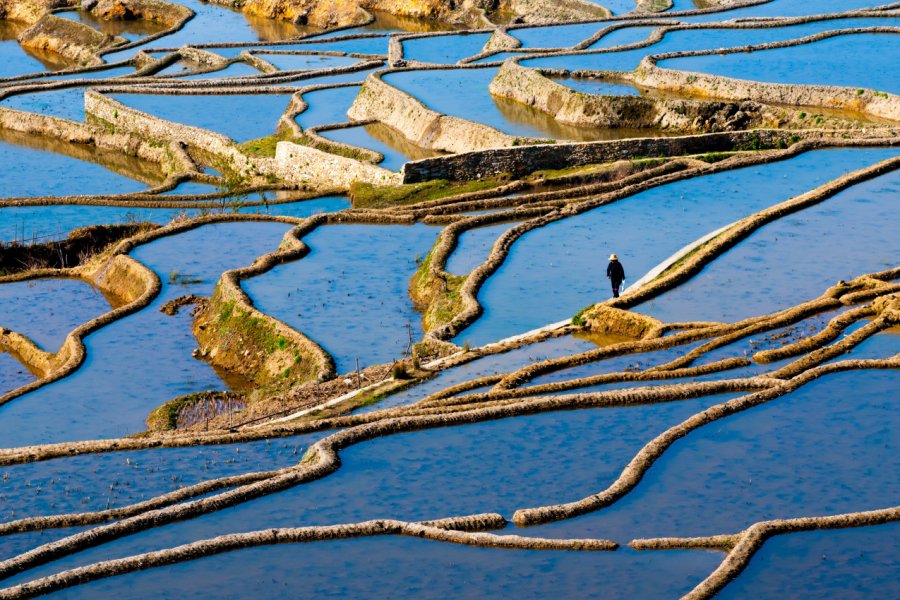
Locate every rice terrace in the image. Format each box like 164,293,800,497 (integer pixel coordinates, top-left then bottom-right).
0,0,898,597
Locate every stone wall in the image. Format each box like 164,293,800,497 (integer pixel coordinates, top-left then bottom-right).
347,72,542,153
274,140,400,187
402,129,803,182
0,106,183,177
87,0,193,27
87,91,398,189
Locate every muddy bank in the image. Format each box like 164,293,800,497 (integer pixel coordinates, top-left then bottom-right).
0,223,156,276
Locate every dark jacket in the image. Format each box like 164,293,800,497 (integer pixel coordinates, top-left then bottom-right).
607,260,625,284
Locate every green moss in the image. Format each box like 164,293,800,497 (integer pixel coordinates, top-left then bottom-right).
349,176,509,209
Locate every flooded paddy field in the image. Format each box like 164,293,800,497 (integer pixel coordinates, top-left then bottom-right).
456,147,896,346
243,223,438,373
0,278,112,351
1,0,898,597
660,32,900,95
0,222,291,446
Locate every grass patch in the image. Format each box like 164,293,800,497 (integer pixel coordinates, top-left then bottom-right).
572,305,593,327
239,132,299,158
696,152,733,164
410,248,468,332
349,176,509,209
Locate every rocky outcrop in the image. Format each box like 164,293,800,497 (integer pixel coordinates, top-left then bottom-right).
17,14,125,66
86,0,194,27
0,0,73,25
489,62,779,132
500,0,608,22
240,0,368,29
217,0,607,29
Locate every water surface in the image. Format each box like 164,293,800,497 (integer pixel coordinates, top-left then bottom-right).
661,32,900,94
639,167,900,323
244,223,438,373
0,222,292,446
110,92,293,142
457,147,896,345
720,522,900,599
0,279,111,350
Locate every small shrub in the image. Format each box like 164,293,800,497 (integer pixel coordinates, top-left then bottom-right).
391,362,411,380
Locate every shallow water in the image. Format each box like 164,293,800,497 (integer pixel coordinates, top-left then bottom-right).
3,65,135,85
10,393,736,587
684,0,898,23
0,352,33,396
601,0,637,15
456,147,897,346
553,76,641,95
586,25,659,50
523,16,895,72
56,10,171,43
470,51,526,64
167,61,262,80
445,222,513,275
402,32,491,64
317,123,439,171
45,537,721,599
0,279,111,351
294,85,360,129
384,67,629,141
520,368,899,541
274,65,382,87
0,195,349,245
249,53,360,72
141,0,319,48
639,167,900,323
0,432,325,523
511,22,614,49
0,22,68,78
109,92,292,142
0,138,148,199
1,87,90,122
359,334,601,414
524,338,706,389
158,180,219,195
384,67,547,138
0,222,292,446
199,37,390,61
833,326,900,362
244,223,438,373
719,522,900,599
661,32,900,94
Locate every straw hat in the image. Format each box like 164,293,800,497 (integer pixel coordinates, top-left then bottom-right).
609,254,618,261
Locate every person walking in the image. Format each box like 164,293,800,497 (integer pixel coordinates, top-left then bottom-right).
607,254,625,298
